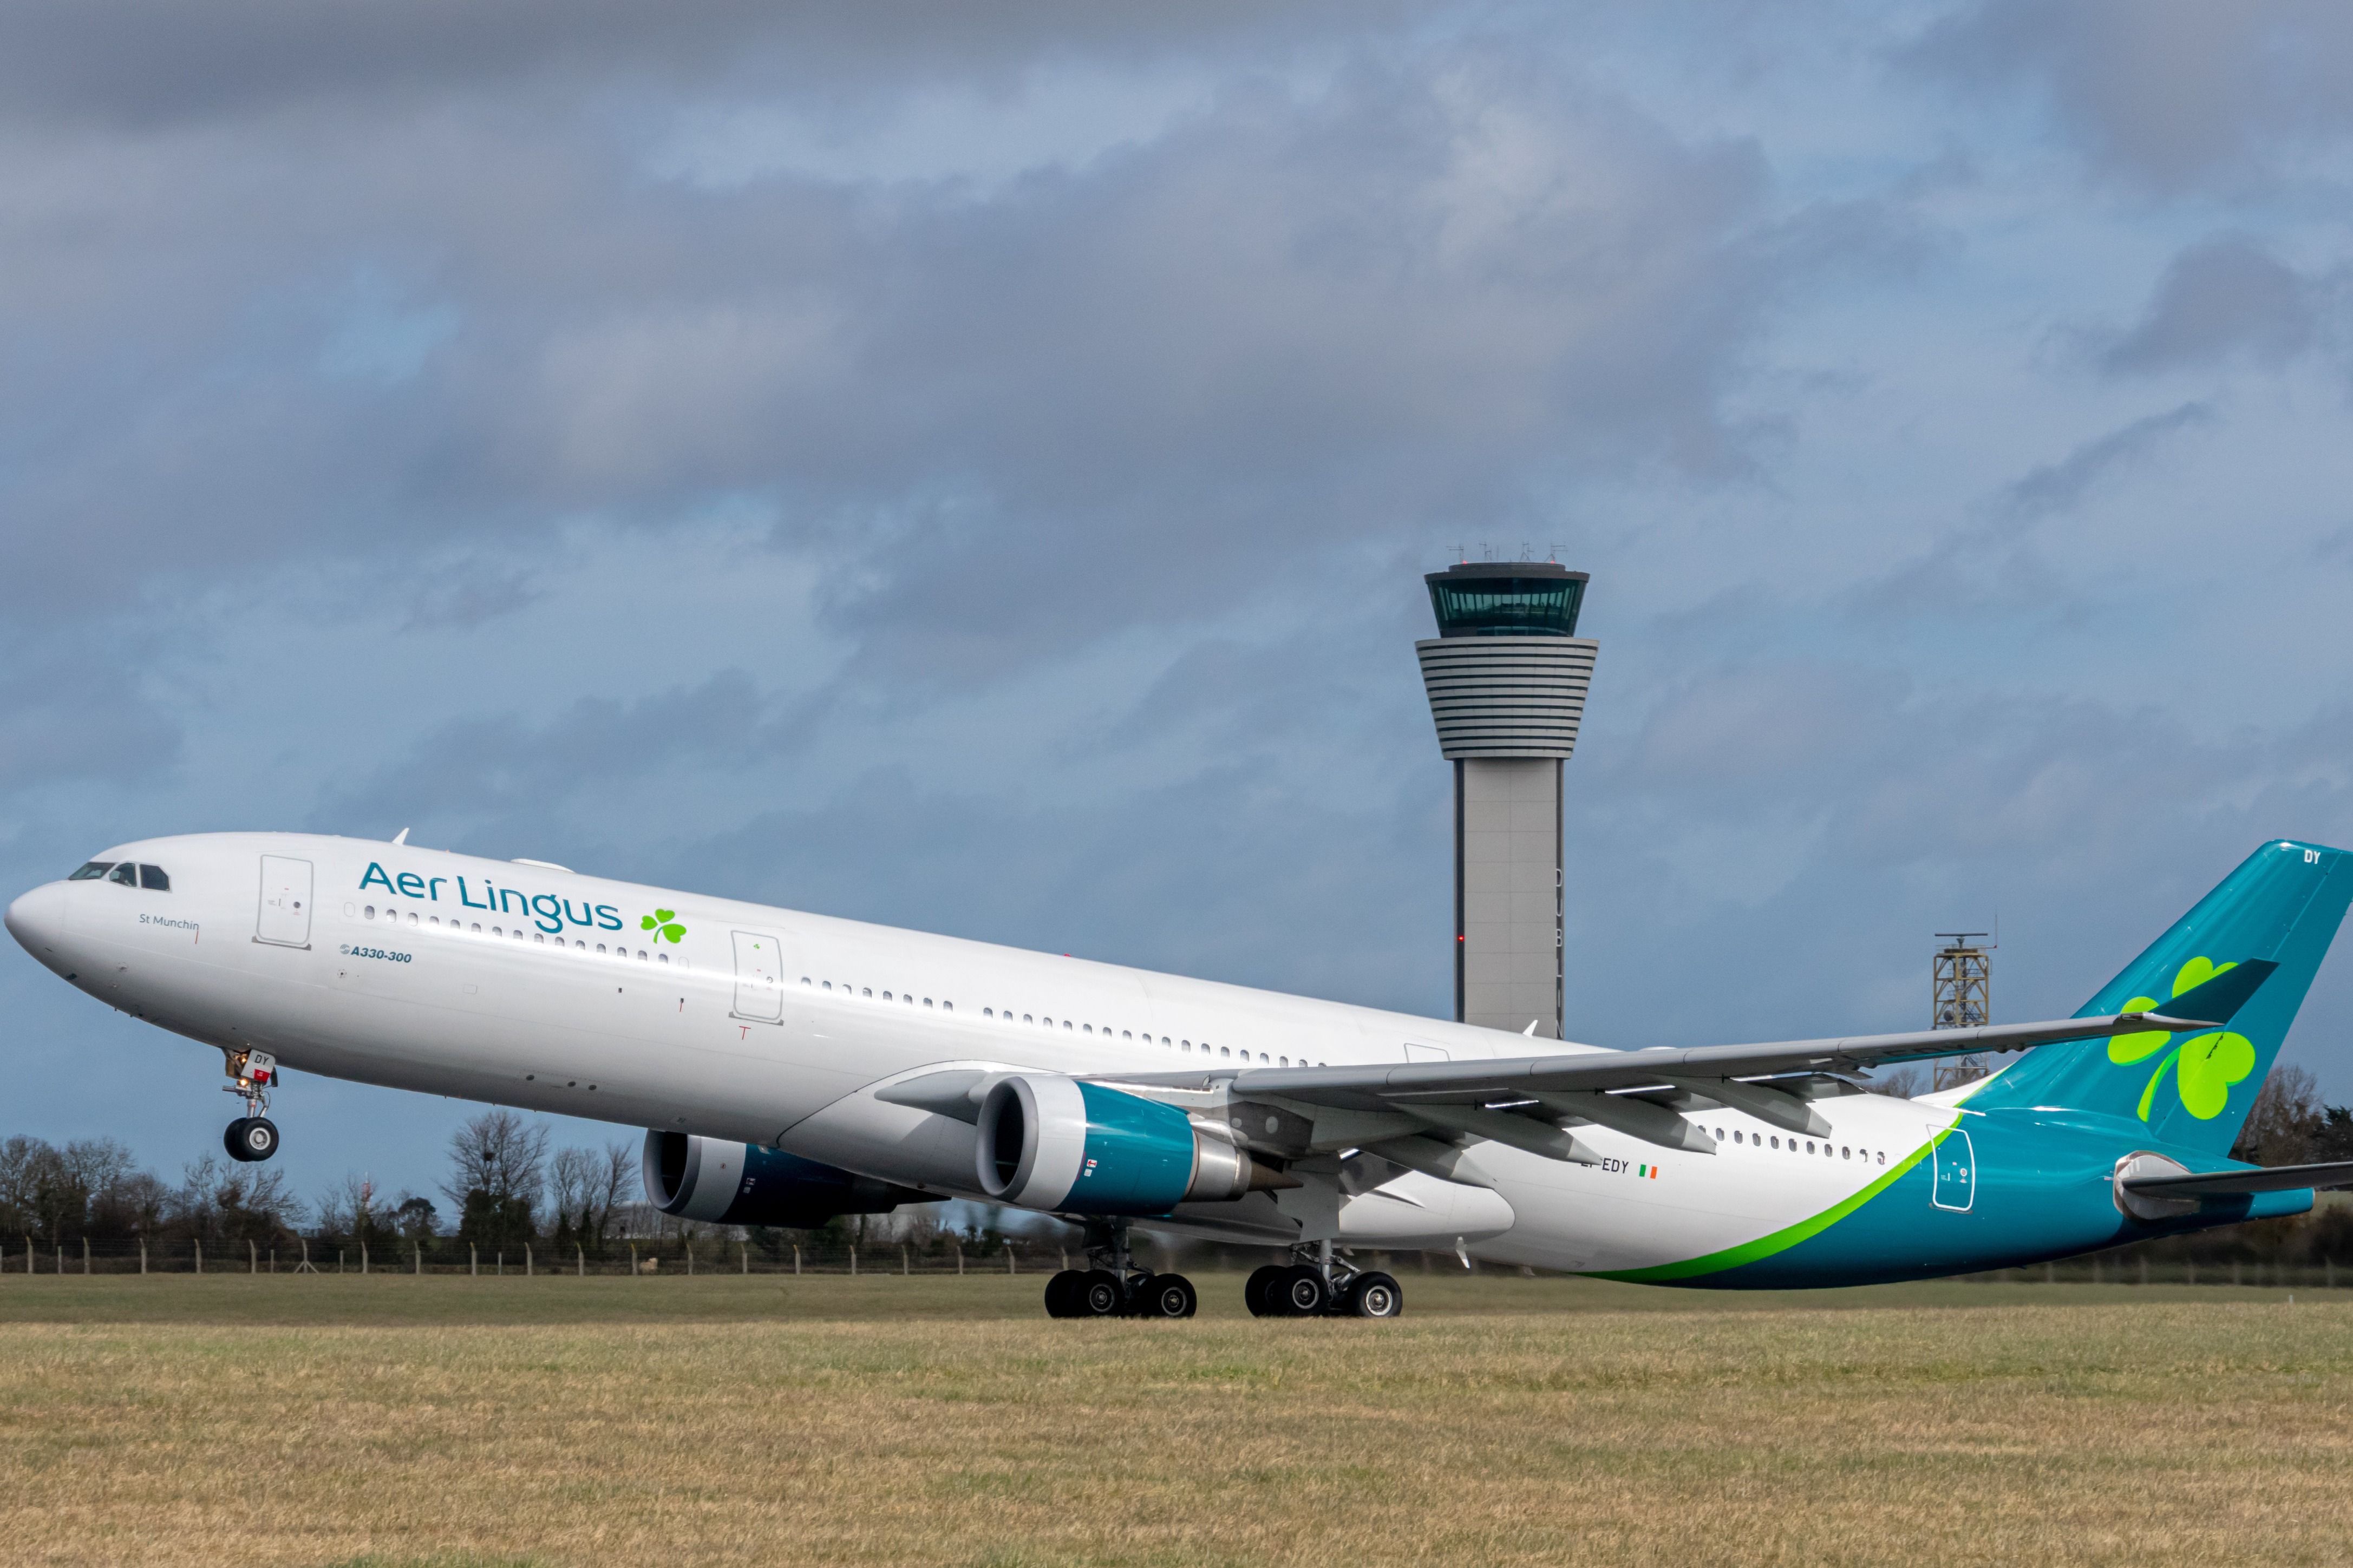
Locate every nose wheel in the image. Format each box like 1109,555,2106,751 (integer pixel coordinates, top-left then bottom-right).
225,1117,280,1163
220,1048,282,1163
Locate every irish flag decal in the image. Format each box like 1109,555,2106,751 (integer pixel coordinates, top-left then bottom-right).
1636,1163,1659,1179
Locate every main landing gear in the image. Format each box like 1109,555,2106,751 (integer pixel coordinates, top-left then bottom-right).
1043,1218,1198,1320
221,1048,282,1164
1245,1241,1403,1319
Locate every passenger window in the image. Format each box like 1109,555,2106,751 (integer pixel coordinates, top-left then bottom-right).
942,1001,952,1012
883,992,892,1001
1062,1019,1071,1029
1083,1024,1093,1034
69,862,113,881
1024,1014,1034,1024
364,906,376,919
924,998,934,1008
408,913,419,925
139,865,169,890
1842,1146,1851,1159
1219,1047,1230,1058
1769,1137,1779,1149
1123,1031,1133,1040
492,927,503,937
108,863,137,886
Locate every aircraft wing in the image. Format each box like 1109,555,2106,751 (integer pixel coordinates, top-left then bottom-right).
2119,1159,2353,1198
1084,960,2275,1162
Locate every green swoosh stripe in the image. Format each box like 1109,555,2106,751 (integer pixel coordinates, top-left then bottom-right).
1589,1123,1954,1283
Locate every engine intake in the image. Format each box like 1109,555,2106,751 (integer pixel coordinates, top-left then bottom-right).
642,1131,927,1229
974,1075,1279,1215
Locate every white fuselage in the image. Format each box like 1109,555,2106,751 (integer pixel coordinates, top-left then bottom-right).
6,832,1939,1273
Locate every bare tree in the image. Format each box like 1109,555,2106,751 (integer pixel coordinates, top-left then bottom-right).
549,1146,598,1238
1866,1066,1926,1099
442,1109,549,1249
2235,1063,2322,1165
598,1141,636,1239
440,1109,550,1211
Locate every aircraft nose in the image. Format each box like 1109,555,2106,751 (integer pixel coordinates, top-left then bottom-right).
5,882,65,956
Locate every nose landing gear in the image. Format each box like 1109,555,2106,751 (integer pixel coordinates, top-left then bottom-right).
221,1049,281,1163
1042,1218,1198,1319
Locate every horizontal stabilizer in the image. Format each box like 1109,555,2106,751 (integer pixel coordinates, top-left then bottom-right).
2160,957,2279,1028
2121,1159,2353,1198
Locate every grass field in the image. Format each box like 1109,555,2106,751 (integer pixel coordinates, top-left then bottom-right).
2,1273,2349,1567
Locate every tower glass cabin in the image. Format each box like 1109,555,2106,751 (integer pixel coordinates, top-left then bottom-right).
1415,562,1597,1040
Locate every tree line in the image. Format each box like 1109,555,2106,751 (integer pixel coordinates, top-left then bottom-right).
0,1110,646,1258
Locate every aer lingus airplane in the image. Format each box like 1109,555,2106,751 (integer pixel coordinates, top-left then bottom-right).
9,834,2352,1318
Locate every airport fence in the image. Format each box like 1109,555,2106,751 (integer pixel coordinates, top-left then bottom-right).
7,1235,2353,1288
0,1235,1481,1280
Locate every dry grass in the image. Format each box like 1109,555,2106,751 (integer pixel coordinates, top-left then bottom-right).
1,1273,2349,1567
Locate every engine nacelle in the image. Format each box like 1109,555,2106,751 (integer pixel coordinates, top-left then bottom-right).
974,1075,1267,1216
642,1131,927,1229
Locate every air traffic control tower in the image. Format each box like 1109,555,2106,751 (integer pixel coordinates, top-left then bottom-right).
1416,561,1597,1040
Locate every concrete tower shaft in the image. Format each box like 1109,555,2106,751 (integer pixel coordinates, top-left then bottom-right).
1415,562,1597,1040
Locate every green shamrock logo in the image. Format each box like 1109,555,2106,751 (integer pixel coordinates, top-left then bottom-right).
2108,955,2253,1121
639,908,687,944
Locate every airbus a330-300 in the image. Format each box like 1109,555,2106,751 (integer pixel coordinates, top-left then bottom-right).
9,833,2351,1318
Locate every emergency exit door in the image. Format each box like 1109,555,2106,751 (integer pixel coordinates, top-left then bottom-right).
731,930,787,1022
256,856,313,948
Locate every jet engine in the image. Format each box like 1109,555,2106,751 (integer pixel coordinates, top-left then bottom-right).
973,1074,1286,1216
642,1131,930,1229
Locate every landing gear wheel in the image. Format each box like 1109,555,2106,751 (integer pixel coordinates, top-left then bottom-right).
1078,1269,1125,1317
1139,1273,1197,1319
1245,1264,1285,1317
224,1118,253,1163
237,1117,280,1162
1278,1264,1330,1316
1044,1269,1087,1318
1341,1270,1403,1318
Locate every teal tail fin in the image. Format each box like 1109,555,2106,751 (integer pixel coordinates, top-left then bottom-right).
1969,840,2353,1154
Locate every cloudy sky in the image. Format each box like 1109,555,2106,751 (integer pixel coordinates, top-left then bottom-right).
5,0,2353,1209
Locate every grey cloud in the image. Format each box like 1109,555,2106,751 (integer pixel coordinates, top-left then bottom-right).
402,561,542,632
0,40,1858,695
314,671,805,842
2099,237,2324,376
0,1,1389,129
1908,0,2353,191
0,651,182,792
1999,402,2214,516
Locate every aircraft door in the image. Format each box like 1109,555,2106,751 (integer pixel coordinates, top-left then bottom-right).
731,929,788,1023
1929,1125,1975,1212
255,856,313,948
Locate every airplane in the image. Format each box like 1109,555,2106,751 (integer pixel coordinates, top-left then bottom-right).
8,832,2352,1319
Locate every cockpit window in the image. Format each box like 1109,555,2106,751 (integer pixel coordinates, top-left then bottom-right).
107,863,138,887
69,862,113,881
139,864,170,891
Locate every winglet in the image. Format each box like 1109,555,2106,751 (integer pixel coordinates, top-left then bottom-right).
391,827,410,845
